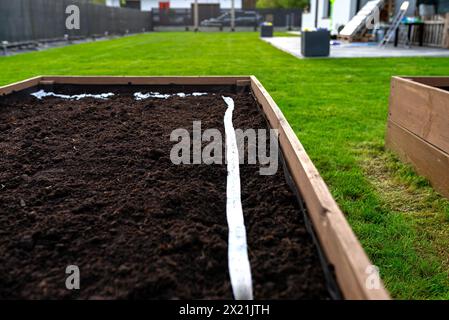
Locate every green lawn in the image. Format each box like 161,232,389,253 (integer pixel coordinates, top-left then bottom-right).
1,32,449,299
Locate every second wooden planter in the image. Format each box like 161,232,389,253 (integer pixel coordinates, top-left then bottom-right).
386,76,449,199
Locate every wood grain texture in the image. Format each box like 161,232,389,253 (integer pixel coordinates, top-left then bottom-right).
0,76,42,96
40,75,250,86
386,120,449,199
389,77,449,154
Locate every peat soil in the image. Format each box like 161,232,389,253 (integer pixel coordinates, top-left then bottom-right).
0,85,330,299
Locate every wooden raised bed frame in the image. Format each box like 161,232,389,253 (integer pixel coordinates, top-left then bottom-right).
0,76,390,300
387,76,449,199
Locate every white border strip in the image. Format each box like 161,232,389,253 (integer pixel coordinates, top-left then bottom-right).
31,90,114,100
134,92,208,100
222,96,253,300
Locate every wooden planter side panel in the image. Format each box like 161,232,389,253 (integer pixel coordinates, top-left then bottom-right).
0,76,250,94
386,121,449,198
405,76,449,88
0,76,42,96
40,76,250,86
250,76,390,300
389,77,449,154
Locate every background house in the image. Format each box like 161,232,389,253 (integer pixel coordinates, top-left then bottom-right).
303,0,365,32
302,0,449,47
302,0,420,33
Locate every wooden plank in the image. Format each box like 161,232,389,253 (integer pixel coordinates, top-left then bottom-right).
40,76,250,86
443,13,449,49
0,76,42,96
0,76,252,97
0,75,252,99
389,77,449,154
405,76,449,88
250,76,390,300
236,79,251,87
386,120,449,199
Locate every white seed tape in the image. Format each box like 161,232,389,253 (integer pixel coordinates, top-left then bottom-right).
31,90,114,100
222,96,254,300
134,92,208,100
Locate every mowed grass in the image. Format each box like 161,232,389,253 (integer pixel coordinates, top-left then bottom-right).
1,32,449,299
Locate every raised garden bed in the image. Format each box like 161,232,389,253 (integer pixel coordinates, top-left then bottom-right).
0,76,389,300
387,76,449,199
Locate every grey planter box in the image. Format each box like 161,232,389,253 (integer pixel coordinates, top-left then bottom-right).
301,30,330,57
260,25,273,38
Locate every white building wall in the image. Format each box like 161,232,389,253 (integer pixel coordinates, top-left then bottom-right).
106,0,121,7
302,0,367,34
332,0,356,32
301,0,318,30
301,0,331,30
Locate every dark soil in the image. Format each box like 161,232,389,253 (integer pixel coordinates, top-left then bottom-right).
0,85,331,299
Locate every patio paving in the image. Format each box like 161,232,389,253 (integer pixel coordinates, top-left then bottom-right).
262,36,449,58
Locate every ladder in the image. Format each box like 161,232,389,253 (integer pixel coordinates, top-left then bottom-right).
379,1,410,47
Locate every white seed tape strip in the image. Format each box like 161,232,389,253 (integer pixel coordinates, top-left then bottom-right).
222,96,254,300
134,92,208,100
31,90,114,100
31,90,207,101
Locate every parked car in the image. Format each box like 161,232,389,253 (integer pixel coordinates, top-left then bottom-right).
201,11,262,27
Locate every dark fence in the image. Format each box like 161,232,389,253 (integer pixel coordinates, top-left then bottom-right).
152,8,302,28
0,0,152,43
152,8,192,27
257,9,302,28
